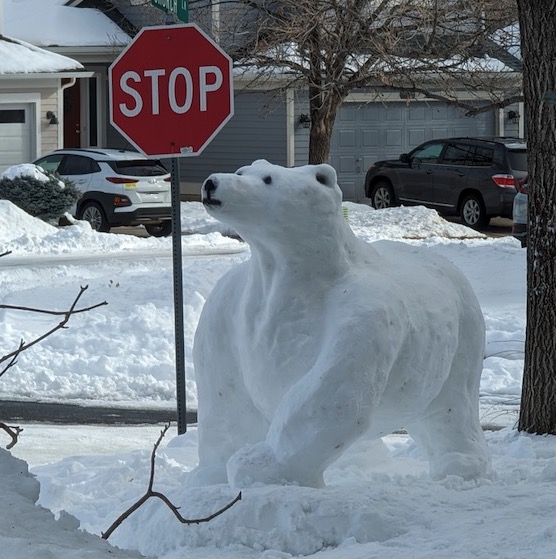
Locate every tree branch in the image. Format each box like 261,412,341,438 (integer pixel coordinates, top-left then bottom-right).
0,285,108,378
102,423,242,540
0,422,23,449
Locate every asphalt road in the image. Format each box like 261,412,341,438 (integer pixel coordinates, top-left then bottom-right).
0,400,197,425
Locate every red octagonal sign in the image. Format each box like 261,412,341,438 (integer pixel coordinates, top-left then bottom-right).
109,24,234,158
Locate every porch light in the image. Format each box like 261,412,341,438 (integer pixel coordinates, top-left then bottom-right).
46,111,59,125
298,114,311,128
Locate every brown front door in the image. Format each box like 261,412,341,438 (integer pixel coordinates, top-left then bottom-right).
63,79,81,148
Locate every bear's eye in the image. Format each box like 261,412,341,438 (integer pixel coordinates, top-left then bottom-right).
263,175,272,185
316,172,329,186
235,170,243,176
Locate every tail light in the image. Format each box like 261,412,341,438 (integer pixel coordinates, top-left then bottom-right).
516,178,529,194
106,177,138,186
164,177,171,182
113,195,132,207
491,174,516,188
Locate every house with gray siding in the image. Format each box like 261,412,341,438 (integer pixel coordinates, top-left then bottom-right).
3,0,524,202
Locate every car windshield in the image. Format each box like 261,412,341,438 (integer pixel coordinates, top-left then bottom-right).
507,149,528,172
107,160,168,177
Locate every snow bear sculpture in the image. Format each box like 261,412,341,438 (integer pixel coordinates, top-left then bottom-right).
191,160,491,489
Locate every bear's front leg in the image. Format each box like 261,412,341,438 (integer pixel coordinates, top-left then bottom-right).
227,441,324,488
226,322,397,488
190,283,271,488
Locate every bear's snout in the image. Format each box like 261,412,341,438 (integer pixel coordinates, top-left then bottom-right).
202,178,222,207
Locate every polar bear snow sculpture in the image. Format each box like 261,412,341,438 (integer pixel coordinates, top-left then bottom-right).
191,160,491,489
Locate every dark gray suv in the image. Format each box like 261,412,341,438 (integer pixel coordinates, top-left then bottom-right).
364,137,527,230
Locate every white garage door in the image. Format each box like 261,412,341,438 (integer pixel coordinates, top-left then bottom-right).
330,101,495,201
0,104,33,173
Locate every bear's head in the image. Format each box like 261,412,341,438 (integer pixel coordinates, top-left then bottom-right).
201,160,344,242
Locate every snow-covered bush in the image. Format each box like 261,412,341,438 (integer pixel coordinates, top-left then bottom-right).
0,164,80,222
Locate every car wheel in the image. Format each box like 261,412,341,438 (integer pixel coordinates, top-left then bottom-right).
145,221,172,237
460,194,490,230
79,202,110,232
370,181,395,209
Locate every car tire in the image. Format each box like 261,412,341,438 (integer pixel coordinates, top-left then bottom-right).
370,181,395,209
460,194,490,230
145,221,172,237
79,202,110,233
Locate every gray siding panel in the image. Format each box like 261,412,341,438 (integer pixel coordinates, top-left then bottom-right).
178,90,288,182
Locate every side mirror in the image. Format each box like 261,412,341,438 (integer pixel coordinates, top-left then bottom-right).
400,153,411,164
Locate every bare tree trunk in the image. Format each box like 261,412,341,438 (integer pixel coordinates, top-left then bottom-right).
307,85,344,164
517,0,556,434
308,107,334,164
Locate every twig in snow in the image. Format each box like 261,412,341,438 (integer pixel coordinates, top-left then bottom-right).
102,423,242,540
0,422,23,449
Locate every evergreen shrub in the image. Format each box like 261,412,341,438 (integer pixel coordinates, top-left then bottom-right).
0,172,81,221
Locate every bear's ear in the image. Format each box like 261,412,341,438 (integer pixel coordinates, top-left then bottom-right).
314,164,337,188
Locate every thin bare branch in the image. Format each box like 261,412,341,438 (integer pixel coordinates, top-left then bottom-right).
0,300,107,317
0,286,108,377
102,423,242,540
0,422,23,449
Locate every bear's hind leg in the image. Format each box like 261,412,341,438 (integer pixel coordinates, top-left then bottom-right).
407,357,491,481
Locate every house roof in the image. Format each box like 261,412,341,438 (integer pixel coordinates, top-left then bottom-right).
0,34,86,74
4,0,130,47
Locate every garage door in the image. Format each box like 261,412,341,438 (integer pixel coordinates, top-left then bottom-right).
330,101,495,201
0,104,33,173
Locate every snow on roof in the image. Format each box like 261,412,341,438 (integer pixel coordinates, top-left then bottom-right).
4,0,130,48
0,34,84,74
491,23,521,60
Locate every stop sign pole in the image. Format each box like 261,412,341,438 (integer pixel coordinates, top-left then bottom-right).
109,24,234,434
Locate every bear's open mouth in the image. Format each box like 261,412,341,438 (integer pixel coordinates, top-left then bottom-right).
203,196,222,206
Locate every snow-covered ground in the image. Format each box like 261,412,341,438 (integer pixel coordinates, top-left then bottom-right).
2,199,545,559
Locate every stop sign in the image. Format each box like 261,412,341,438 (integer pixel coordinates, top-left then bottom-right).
109,24,234,158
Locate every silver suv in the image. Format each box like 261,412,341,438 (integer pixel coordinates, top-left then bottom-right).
34,148,172,236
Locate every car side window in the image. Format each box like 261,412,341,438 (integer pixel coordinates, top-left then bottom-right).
411,142,444,164
468,146,494,167
442,143,474,165
59,155,100,175
35,154,64,174
441,143,494,167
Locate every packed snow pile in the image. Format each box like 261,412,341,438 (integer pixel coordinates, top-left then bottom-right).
0,199,243,256
0,449,143,558
344,202,486,241
0,199,57,242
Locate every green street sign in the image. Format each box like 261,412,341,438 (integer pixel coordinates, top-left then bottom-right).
151,0,188,23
